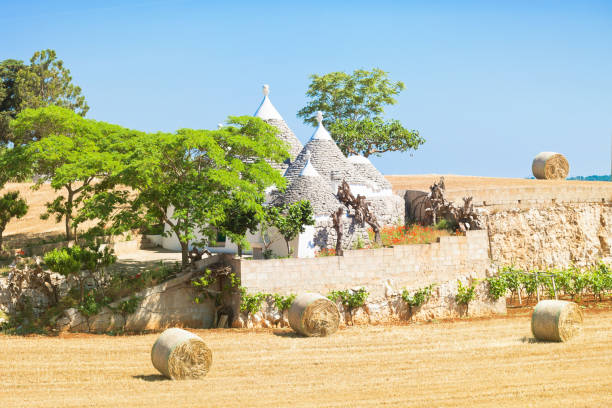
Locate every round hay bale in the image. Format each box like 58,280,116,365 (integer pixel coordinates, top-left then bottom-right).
531,300,583,342
288,293,340,337
151,328,212,380
532,152,569,180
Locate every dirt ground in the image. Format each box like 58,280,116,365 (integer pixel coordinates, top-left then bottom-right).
1,310,611,408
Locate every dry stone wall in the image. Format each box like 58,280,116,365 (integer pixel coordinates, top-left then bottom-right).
230,230,505,327
485,203,612,270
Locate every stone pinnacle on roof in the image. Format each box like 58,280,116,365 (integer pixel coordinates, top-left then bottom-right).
300,150,320,177
254,84,283,120
273,154,341,216
252,84,303,164
310,111,333,141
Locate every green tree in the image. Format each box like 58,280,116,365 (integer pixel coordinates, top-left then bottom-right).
0,59,27,144
297,68,424,158
11,106,122,241
265,200,315,256
0,191,28,248
216,197,261,258
87,116,289,267
0,50,88,144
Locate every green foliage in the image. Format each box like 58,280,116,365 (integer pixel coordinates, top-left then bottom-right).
486,276,507,301
297,68,423,158
0,58,26,145
500,266,522,296
11,106,125,240
0,50,88,145
271,293,296,311
434,218,458,232
116,296,142,315
240,290,267,315
497,263,612,303
192,268,242,309
352,235,366,250
401,284,436,308
298,68,405,126
0,191,28,246
327,288,369,310
328,117,424,158
215,198,259,257
264,200,315,255
78,291,110,317
86,116,290,267
456,280,478,306
43,243,116,302
43,246,81,277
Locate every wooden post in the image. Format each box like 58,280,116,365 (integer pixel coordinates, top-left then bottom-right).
552,275,558,300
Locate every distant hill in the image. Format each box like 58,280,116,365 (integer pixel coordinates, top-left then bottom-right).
567,175,611,181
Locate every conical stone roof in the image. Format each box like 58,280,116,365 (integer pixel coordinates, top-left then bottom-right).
254,85,303,162
284,112,370,188
273,151,342,217
347,155,392,192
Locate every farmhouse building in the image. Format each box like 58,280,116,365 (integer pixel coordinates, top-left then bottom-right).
163,85,405,257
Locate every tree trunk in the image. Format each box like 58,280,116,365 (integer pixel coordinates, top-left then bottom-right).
372,227,382,245
180,241,189,269
237,245,243,258
65,189,74,241
0,229,3,249
285,240,291,257
335,223,344,256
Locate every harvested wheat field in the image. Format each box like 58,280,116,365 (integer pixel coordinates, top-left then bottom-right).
1,311,611,408
385,174,612,193
0,182,96,244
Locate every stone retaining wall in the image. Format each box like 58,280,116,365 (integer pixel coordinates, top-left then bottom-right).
232,230,489,297
486,203,612,269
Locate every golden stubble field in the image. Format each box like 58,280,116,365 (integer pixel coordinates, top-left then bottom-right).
1,311,611,408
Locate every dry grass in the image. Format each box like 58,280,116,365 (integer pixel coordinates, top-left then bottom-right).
1,311,611,408
385,174,612,194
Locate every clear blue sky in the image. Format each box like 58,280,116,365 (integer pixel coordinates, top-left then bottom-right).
2,0,611,177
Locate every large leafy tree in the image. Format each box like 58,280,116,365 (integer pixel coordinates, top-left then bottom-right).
87,116,289,267
0,191,28,248
0,49,88,145
297,68,424,158
11,106,122,241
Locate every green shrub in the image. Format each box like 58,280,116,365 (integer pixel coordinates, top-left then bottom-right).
486,276,507,301
240,290,267,316
78,292,111,317
327,288,369,310
271,293,296,311
456,279,478,306
117,296,142,315
401,284,436,308
501,266,522,299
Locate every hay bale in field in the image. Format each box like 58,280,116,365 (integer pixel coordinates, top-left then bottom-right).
532,152,569,180
288,293,340,337
151,328,212,380
531,300,583,342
